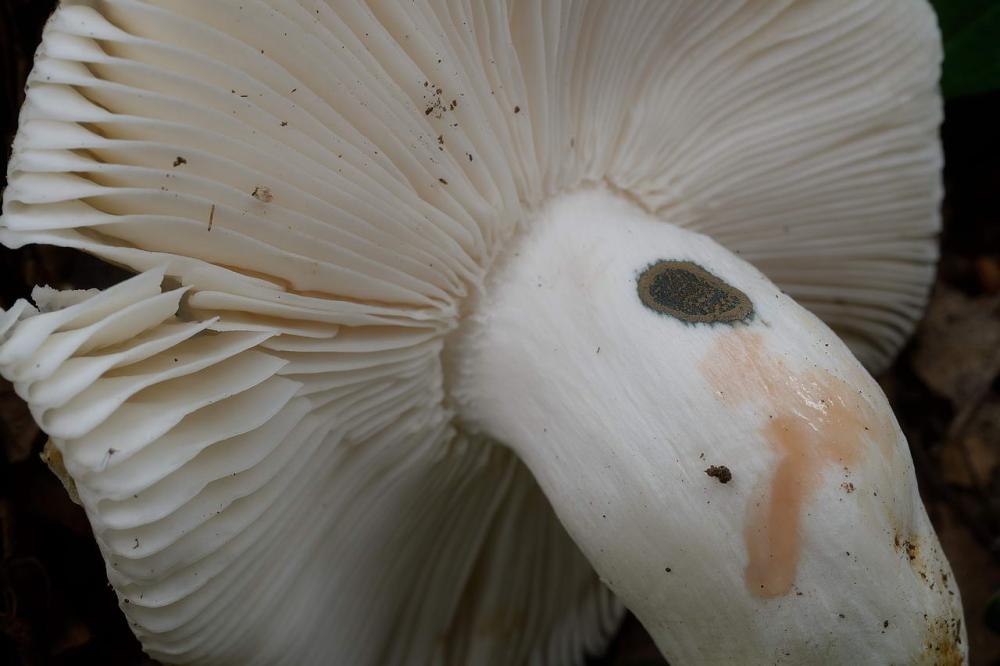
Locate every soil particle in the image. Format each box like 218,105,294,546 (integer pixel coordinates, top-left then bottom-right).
895,532,920,562
251,185,273,203
705,465,732,484
922,615,964,665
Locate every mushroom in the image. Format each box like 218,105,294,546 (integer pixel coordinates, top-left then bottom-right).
0,1,964,664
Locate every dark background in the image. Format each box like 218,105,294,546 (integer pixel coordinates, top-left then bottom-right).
1,1,998,665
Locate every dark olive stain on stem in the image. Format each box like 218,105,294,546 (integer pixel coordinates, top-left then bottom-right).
637,260,753,324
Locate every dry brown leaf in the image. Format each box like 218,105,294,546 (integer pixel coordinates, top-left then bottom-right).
940,434,1000,488
50,619,92,656
912,285,1000,405
975,256,1000,294
929,504,1000,666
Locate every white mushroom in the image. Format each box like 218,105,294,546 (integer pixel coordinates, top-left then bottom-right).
0,1,964,664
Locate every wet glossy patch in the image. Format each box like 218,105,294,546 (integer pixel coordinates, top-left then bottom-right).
700,331,895,597
637,261,753,324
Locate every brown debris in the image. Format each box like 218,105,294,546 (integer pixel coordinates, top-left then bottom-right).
40,441,79,506
704,465,732,484
421,82,456,120
922,614,964,666
251,185,273,203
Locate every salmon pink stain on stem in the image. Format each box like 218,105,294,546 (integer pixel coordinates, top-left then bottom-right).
700,331,894,598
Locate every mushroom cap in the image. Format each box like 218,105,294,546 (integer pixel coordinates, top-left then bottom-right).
0,1,944,664
4,0,942,371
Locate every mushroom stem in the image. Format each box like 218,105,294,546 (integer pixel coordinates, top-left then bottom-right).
453,188,966,664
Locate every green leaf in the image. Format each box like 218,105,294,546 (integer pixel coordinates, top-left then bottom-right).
930,0,1000,98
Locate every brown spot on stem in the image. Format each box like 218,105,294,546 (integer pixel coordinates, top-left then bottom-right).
700,331,895,597
705,465,733,484
893,532,946,593
921,615,963,665
901,536,919,562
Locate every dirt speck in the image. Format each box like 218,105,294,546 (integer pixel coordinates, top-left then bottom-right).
422,84,456,119
895,532,919,562
705,465,732,484
172,156,186,167
251,185,273,203
921,615,964,665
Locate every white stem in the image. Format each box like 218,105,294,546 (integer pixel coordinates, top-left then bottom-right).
453,188,965,664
